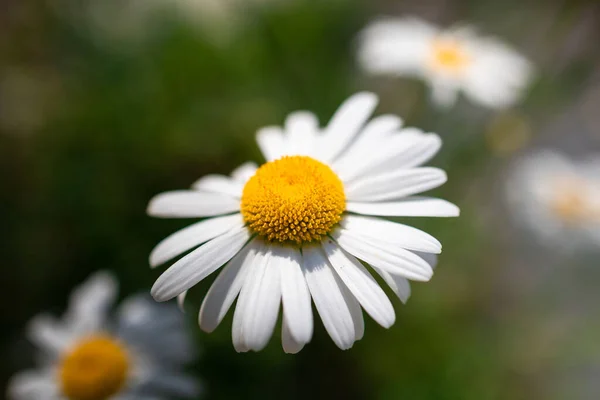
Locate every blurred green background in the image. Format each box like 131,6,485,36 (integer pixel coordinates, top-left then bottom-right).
2,0,600,399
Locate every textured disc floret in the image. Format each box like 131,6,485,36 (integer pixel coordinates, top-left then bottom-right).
60,335,130,400
241,156,346,244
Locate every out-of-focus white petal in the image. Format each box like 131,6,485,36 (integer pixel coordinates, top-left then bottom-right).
357,17,436,76
463,37,533,109
149,213,244,267
230,162,258,184
429,80,460,108
151,225,250,302
27,315,72,355
7,370,60,400
66,270,118,334
256,126,286,162
284,111,319,157
147,190,240,218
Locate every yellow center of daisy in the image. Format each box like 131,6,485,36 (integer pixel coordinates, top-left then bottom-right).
548,178,599,224
60,335,130,400
241,156,346,244
430,37,471,73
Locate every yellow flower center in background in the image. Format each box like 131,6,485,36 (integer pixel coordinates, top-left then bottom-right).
549,179,594,224
60,335,130,400
241,156,346,244
430,38,471,74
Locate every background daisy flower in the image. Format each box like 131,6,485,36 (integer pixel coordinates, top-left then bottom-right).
147,92,459,353
7,271,200,400
357,16,534,109
505,150,600,250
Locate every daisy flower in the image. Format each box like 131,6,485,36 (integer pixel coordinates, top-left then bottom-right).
7,271,200,400
506,150,600,249
148,92,459,353
357,17,533,109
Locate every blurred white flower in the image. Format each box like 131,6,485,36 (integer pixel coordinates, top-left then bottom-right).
357,17,533,109
7,271,199,400
147,92,459,353
506,150,600,249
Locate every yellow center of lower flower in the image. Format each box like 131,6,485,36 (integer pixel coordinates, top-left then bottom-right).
430,37,471,73
60,335,130,400
241,156,346,244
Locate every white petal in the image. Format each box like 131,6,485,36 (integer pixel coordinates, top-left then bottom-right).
331,114,403,170
384,132,442,170
317,92,378,162
301,246,356,350
414,251,439,269
430,81,460,108
149,213,244,267
231,270,251,353
340,214,442,254
278,246,313,344
371,249,437,305
191,174,244,198
7,370,59,400
147,190,240,218
177,291,187,312
373,268,411,304
151,225,250,302
284,111,319,156
333,229,433,281
282,318,305,354
463,37,532,109
346,197,459,217
198,241,256,333
234,242,281,352
66,271,117,334
256,126,286,161
345,167,447,202
340,278,364,341
337,130,441,183
230,162,258,184
353,114,403,142
322,239,395,328
27,315,72,354
357,17,436,76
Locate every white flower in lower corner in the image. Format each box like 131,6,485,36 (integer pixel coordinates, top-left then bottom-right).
147,92,459,353
357,17,533,109
506,150,600,249
7,271,200,400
